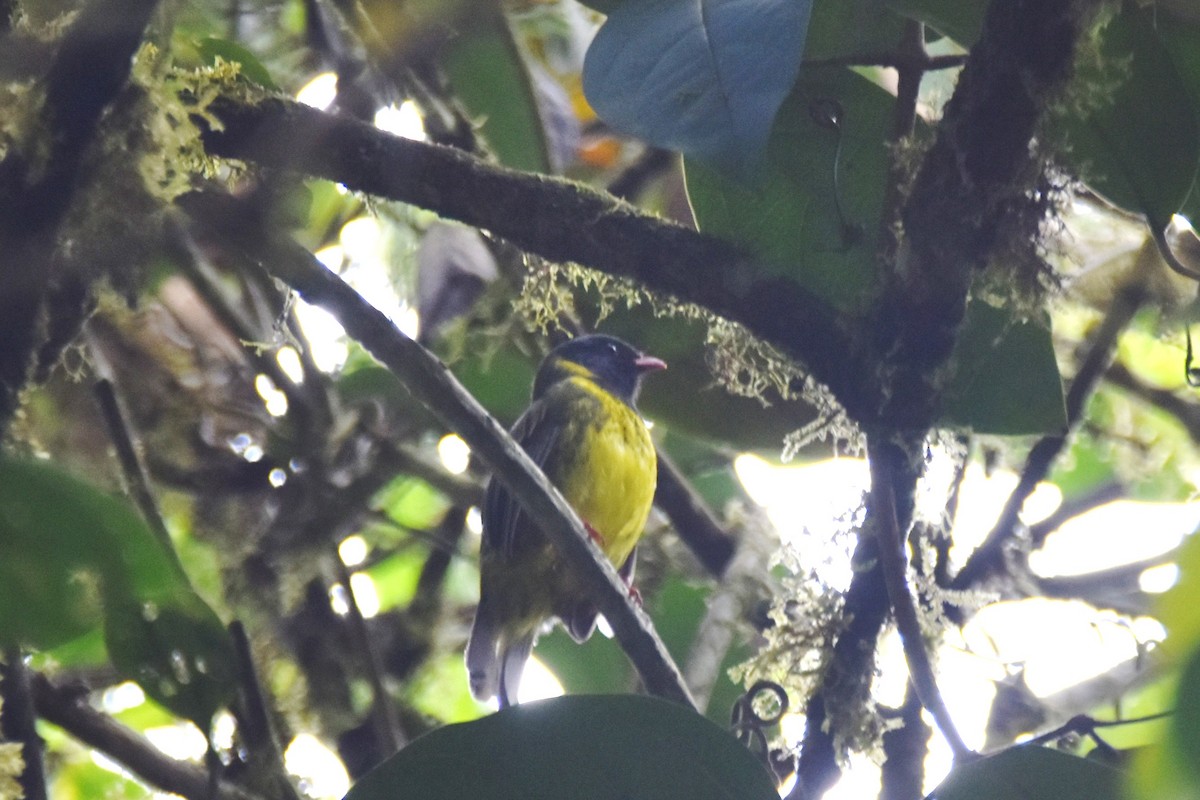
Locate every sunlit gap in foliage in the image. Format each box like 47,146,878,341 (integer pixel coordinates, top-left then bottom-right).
375,100,426,140
277,346,305,383
296,71,338,110
339,534,369,567
438,434,471,475
228,432,264,462
255,373,289,416
731,450,1196,795
328,574,380,618
466,506,483,537
284,733,350,800
476,657,564,713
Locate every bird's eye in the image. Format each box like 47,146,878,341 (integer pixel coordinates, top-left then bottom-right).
607,343,618,356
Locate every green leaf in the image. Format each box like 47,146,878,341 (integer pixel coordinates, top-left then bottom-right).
583,0,813,181
442,8,553,174
1056,5,1200,226
345,695,779,800
104,594,235,729
363,548,426,612
1156,14,1200,223
196,37,277,89
884,0,985,47
805,0,906,61
939,300,1066,434
0,456,234,727
686,68,892,311
373,476,451,531
931,745,1124,800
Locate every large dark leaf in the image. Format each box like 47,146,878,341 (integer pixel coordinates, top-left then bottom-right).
686,67,892,311
1056,4,1200,227
583,0,813,181
0,456,234,727
939,300,1067,434
930,745,1123,800
343,694,779,800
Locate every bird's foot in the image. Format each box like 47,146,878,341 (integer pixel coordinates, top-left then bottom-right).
584,522,603,546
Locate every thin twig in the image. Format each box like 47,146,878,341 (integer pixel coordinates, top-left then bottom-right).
228,622,304,800
2,650,48,800
31,673,260,800
1150,219,1200,281
870,445,972,762
333,554,406,755
1026,710,1173,747
803,52,967,71
90,377,174,552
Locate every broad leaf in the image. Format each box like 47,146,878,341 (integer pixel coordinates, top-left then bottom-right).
344,694,779,800
931,745,1123,800
805,0,905,61
583,0,813,181
196,37,277,89
0,456,234,727
939,300,1066,434
686,68,892,311
884,0,985,47
1056,4,1200,227
442,9,554,173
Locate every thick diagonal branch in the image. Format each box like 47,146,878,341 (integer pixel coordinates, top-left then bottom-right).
179,192,696,709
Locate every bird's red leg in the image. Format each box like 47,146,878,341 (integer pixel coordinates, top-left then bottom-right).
583,522,642,607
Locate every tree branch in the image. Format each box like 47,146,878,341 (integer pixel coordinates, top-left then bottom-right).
869,442,971,761
178,191,697,709
951,284,1146,591
0,0,163,431
877,0,1097,429
31,674,260,800
1,652,47,800
199,96,866,422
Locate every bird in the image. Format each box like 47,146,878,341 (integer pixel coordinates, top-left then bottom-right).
465,334,666,707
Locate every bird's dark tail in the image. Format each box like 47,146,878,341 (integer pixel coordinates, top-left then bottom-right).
465,601,500,702
498,632,535,708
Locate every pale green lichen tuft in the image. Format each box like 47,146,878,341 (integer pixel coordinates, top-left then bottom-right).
130,42,253,200
728,540,891,762
517,260,859,454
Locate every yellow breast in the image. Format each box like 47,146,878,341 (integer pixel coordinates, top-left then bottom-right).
556,377,656,568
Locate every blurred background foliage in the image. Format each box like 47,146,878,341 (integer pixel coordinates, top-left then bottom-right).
3,0,1200,799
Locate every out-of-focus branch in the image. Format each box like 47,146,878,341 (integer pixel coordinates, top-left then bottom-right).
31,674,260,800
952,285,1146,591
870,442,971,761
1105,362,1200,443
655,451,736,577
1,651,47,800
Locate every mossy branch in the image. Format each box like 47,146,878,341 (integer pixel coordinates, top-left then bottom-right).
197,95,866,421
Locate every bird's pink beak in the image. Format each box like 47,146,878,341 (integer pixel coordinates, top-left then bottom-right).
635,355,667,373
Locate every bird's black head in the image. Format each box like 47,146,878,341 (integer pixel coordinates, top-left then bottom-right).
533,334,666,406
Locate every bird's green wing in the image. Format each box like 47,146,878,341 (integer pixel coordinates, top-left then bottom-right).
482,398,564,559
